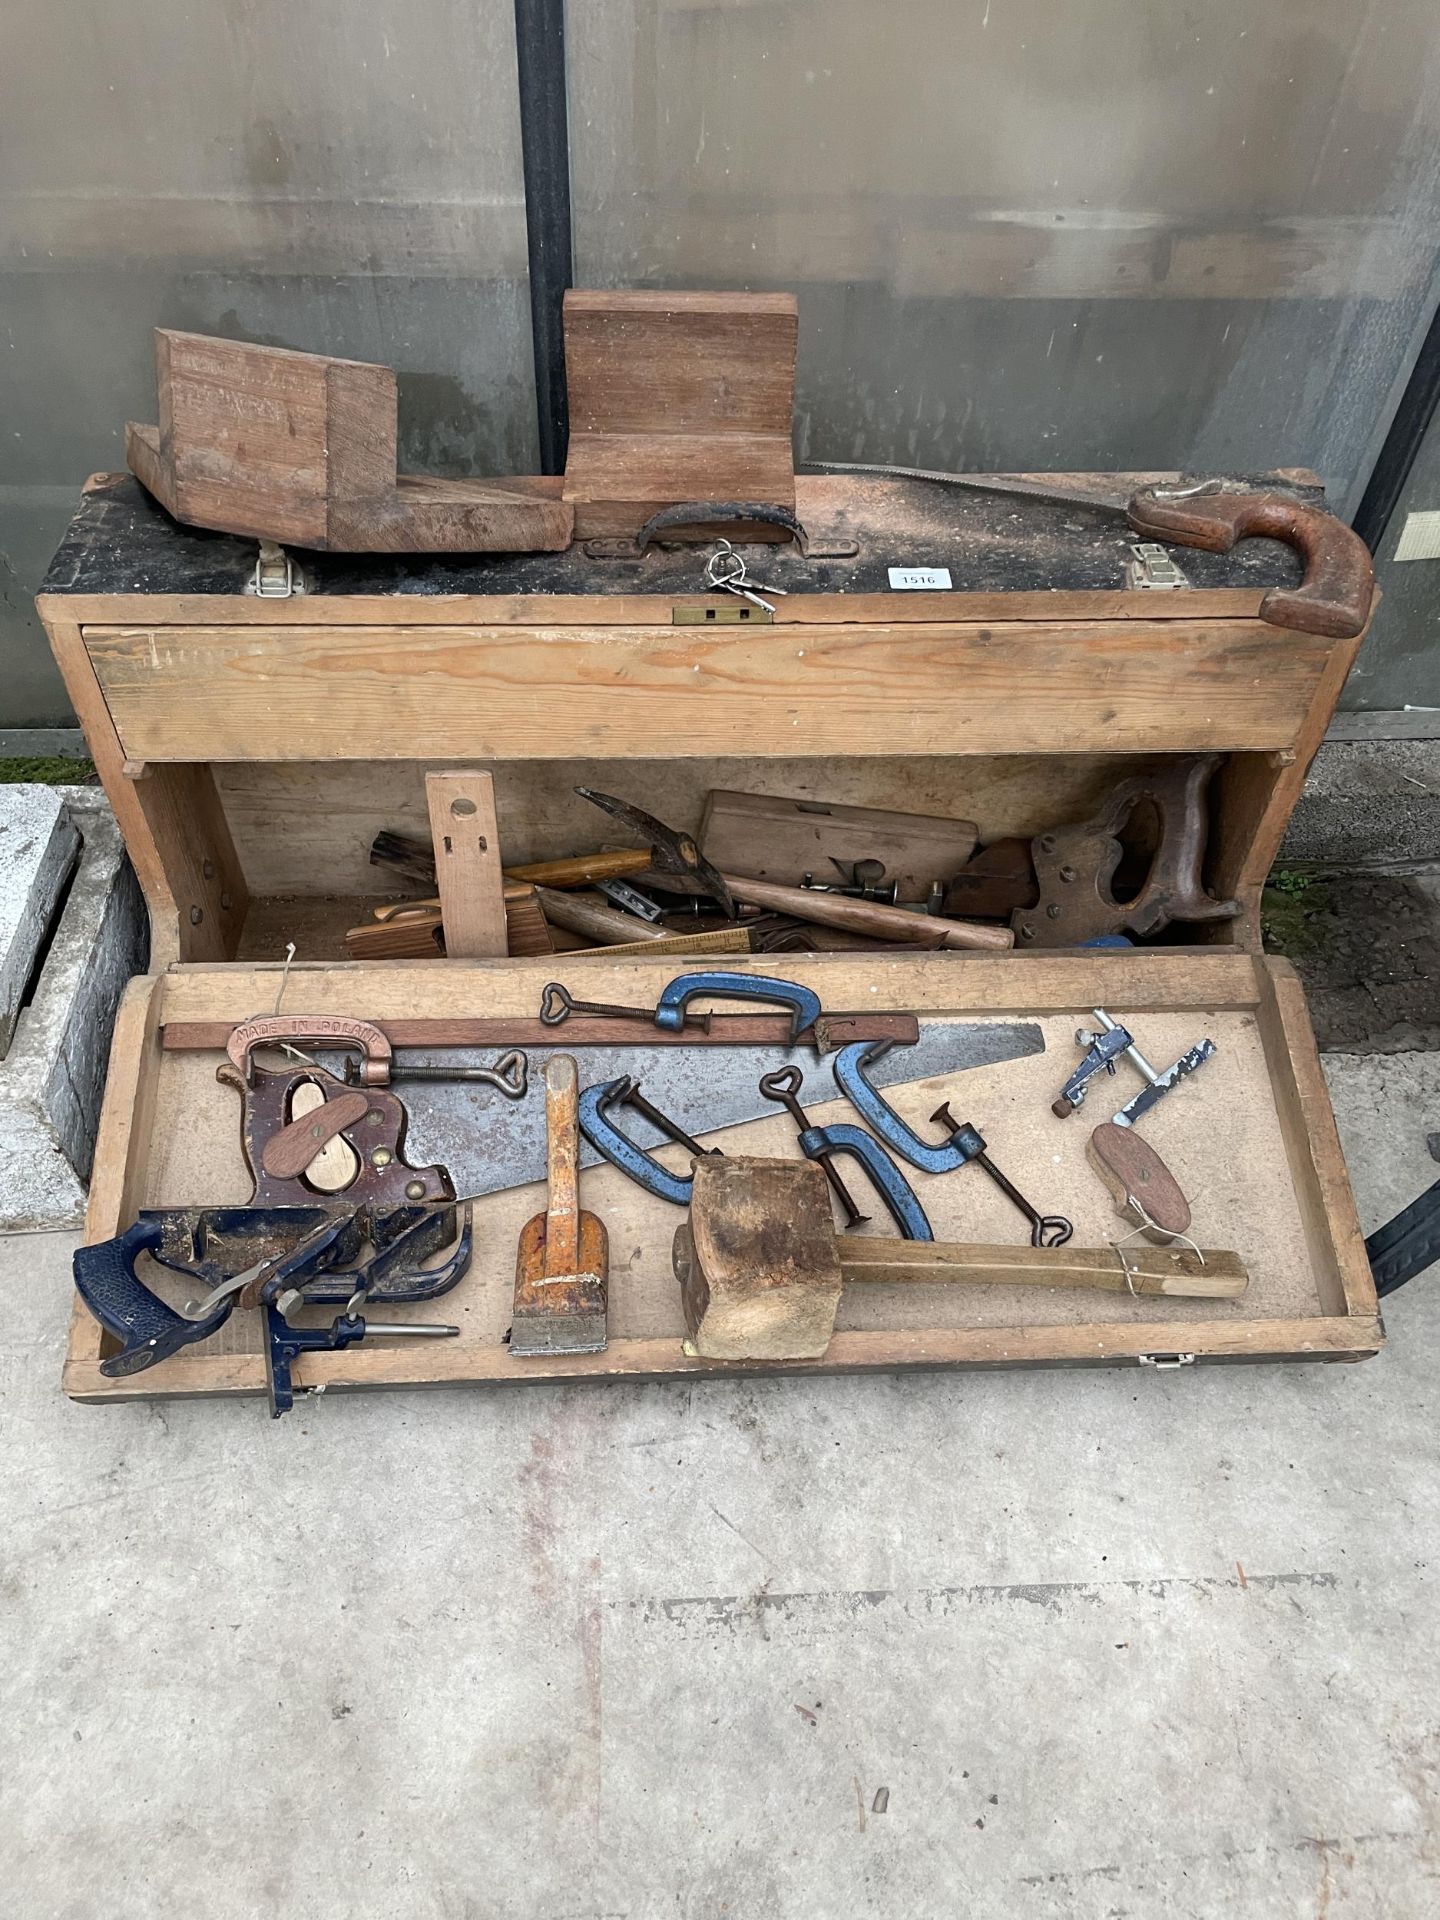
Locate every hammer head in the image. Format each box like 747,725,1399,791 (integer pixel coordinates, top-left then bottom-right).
574,788,736,918
674,1156,841,1360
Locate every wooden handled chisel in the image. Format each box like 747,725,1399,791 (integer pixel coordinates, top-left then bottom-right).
510,1055,609,1356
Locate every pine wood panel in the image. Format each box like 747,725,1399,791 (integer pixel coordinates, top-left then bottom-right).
152,949,1270,1025
82,619,1333,763
210,753,1151,898
45,588,1277,628
423,771,507,958
562,290,797,537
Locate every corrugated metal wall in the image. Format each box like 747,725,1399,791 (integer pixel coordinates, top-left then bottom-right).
4,1,1439,722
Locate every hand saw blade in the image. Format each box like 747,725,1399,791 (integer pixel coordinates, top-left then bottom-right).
314,1020,1045,1200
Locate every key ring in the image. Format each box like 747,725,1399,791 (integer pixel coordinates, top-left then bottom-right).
704,540,788,613
704,541,747,592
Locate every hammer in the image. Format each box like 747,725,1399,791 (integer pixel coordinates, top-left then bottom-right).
673,1157,1246,1360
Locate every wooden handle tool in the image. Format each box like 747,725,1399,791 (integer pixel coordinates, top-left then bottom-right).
721,874,1014,951
675,1157,1245,1360
506,849,652,889
511,1055,609,1356
534,886,673,946
1087,1122,1194,1241
1127,487,1374,639
837,1238,1238,1296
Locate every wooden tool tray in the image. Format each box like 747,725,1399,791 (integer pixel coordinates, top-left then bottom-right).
39,469,1380,1403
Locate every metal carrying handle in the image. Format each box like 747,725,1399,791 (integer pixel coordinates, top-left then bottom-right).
634,501,809,553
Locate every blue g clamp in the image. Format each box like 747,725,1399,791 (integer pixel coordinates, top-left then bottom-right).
578,1076,717,1206
832,1039,989,1175
796,1122,933,1241
653,971,823,1044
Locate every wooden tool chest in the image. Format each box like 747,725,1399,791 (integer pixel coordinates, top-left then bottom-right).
39,468,1381,1404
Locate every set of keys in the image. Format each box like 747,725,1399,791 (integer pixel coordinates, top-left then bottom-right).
704,540,788,614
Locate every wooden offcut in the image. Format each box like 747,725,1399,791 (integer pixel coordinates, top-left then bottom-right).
424,771,507,958
561,291,798,539
126,330,572,553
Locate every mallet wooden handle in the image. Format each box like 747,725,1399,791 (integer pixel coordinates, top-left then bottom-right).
543,1055,581,1276
721,875,1014,951
839,1239,1246,1298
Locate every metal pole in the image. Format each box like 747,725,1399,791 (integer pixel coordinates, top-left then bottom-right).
1352,294,1440,554
513,0,574,475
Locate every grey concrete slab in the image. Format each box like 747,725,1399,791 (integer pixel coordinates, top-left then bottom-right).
2,1066,1438,1918
1324,1051,1440,1231
0,784,78,1056
1281,740,1440,870
0,790,146,1227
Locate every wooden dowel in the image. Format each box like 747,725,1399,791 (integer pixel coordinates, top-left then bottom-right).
721,874,1014,951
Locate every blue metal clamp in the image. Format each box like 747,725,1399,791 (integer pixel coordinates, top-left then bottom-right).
796,1123,933,1240
264,1305,368,1418
831,1041,989,1175
74,1218,240,1378
1051,1022,1134,1118
578,1078,705,1205
653,972,823,1044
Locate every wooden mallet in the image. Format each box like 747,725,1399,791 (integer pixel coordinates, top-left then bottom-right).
510,1055,609,1355
673,1156,1247,1361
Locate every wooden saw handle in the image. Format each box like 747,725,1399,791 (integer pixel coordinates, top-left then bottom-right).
1127,488,1374,639
261,1090,372,1180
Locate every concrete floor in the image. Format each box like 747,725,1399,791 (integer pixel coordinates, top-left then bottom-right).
2,1059,1437,1919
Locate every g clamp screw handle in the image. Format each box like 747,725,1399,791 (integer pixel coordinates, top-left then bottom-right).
929,1103,1074,1249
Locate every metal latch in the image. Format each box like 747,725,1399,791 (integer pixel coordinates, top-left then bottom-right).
248,540,306,599
673,603,773,625
1137,1351,1197,1370
1126,542,1189,591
